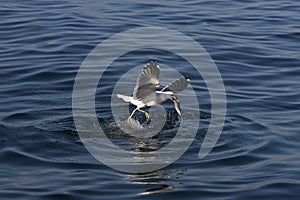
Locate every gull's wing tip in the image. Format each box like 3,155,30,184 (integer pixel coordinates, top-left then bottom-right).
184,76,191,82
145,61,160,69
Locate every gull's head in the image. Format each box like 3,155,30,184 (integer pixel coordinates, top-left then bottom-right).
170,95,181,116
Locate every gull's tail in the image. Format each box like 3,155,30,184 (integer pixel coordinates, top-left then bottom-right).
117,94,132,103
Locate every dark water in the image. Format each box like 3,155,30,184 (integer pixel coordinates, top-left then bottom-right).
1,0,300,199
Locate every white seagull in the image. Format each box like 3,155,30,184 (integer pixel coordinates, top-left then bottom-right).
117,62,190,120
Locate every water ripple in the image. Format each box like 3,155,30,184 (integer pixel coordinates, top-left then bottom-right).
1,0,300,199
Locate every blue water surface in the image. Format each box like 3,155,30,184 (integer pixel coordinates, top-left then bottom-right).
0,0,299,199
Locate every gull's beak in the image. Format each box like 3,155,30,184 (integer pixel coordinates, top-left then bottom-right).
173,98,180,103
173,98,181,116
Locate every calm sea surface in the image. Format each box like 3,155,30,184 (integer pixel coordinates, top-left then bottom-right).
1,0,300,199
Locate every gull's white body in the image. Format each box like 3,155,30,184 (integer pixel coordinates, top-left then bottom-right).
117,94,156,108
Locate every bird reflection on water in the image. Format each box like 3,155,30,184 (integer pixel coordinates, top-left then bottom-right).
122,168,186,195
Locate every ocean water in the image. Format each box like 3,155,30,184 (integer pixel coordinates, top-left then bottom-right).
1,0,300,199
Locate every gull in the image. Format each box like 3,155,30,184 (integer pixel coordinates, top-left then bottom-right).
117,62,190,120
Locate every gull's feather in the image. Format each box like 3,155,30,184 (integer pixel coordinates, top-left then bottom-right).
133,62,160,104
161,76,190,93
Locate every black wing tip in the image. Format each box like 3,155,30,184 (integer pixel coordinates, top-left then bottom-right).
145,61,160,69
149,60,158,63
184,76,191,82
146,60,158,65
144,62,189,82
145,61,160,72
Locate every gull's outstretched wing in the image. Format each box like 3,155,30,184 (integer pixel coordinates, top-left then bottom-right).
161,76,190,93
133,62,160,104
